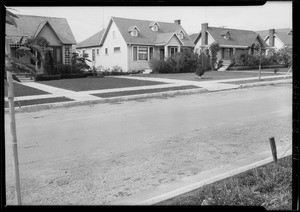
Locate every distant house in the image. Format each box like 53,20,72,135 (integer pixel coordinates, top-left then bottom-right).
192,23,268,69
5,14,77,72
256,28,292,53
90,16,194,72
76,29,106,67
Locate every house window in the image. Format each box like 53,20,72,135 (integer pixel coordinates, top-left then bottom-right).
105,48,108,55
152,25,158,31
97,49,99,55
132,29,138,37
170,47,178,56
223,48,233,59
178,32,183,39
138,47,148,61
114,47,121,53
133,46,151,61
133,47,137,61
92,49,95,61
113,31,116,39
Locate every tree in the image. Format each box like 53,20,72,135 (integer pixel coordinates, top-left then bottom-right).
209,42,220,70
71,52,91,74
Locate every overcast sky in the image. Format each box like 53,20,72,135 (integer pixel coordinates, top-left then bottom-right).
9,1,292,43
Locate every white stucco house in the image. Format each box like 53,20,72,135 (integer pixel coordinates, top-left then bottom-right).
76,29,105,67
76,16,194,72
190,23,268,70
256,28,292,54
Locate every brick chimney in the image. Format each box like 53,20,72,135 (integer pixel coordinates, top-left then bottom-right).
201,23,208,45
269,29,275,47
174,19,181,25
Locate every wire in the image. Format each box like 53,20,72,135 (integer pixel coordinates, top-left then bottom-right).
280,143,292,159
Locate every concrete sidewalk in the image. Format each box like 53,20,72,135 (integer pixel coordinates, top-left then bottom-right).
111,144,292,205
4,74,292,113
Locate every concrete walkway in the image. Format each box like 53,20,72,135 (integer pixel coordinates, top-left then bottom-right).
4,74,292,113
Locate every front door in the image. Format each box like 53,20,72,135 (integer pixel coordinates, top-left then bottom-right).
159,48,164,60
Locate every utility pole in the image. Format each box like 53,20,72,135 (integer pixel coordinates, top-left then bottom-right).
5,38,22,205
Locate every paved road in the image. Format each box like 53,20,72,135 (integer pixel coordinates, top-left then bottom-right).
5,84,292,204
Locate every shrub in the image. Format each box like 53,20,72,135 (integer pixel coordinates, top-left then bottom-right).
149,58,174,73
111,65,123,75
54,64,73,75
209,42,220,70
35,74,61,81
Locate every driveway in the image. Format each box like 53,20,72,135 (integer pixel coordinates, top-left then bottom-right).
5,84,292,205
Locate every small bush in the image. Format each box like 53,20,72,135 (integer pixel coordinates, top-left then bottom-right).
54,64,73,75
149,58,174,73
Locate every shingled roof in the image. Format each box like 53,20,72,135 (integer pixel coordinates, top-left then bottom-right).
100,17,194,47
194,26,268,48
5,14,77,44
76,29,105,49
256,28,292,48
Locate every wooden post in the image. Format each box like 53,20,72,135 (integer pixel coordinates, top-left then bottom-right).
6,38,22,205
269,137,278,163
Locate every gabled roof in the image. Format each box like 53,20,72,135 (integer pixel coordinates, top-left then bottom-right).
189,33,199,43
194,26,268,48
5,14,77,45
76,29,105,49
256,28,292,47
100,16,194,47
155,32,184,45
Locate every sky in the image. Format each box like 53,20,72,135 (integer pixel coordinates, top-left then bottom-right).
8,1,292,43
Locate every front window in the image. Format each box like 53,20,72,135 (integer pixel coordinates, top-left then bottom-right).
105,48,108,55
138,47,148,61
133,46,152,61
170,47,178,56
223,48,233,59
114,47,121,53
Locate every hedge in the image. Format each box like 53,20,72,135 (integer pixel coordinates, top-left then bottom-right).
227,64,287,71
35,74,61,81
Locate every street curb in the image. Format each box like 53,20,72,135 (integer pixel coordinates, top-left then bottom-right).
4,79,292,114
4,88,208,113
111,146,292,205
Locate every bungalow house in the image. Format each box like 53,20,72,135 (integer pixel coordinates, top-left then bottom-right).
92,16,194,72
5,14,77,72
76,29,105,67
192,23,268,70
256,28,292,53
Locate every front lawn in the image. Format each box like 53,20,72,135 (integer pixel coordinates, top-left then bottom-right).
132,69,284,82
92,85,200,98
4,82,50,97
37,77,167,92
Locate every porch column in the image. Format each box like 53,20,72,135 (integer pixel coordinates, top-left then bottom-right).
233,48,236,56
164,45,168,60
178,45,181,53
35,51,38,72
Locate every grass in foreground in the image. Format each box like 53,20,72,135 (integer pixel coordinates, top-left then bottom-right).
37,77,167,92
4,97,74,108
224,76,292,85
4,82,50,97
92,85,200,98
156,155,292,210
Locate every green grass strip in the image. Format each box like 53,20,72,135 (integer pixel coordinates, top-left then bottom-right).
224,76,292,85
92,85,201,98
5,97,74,108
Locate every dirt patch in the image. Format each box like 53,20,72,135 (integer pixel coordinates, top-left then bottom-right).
6,115,291,205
